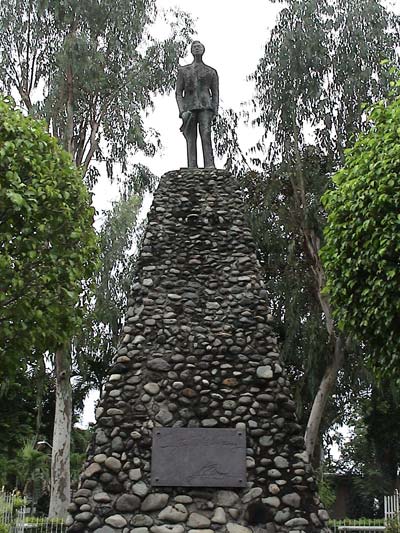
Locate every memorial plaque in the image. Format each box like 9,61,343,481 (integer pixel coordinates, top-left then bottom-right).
151,428,246,487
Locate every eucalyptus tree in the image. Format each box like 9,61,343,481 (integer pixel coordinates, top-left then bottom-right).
74,184,148,398
250,0,400,463
0,0,193,518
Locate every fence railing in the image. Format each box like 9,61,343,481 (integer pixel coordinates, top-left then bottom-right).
330,519,386,533
0,492,66,533
384,489,400,524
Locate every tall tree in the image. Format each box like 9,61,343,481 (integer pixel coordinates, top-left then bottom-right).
0,0,193,517
248,0,400,463
321,82,400,380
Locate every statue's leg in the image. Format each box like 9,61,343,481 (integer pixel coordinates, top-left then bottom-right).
199,110,215,168
186,113,198,168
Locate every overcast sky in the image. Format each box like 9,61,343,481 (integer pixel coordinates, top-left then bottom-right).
92,1,283,216
82,1,283,426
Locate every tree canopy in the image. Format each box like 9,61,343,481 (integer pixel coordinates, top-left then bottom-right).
0,96,98,377
321,82,400,380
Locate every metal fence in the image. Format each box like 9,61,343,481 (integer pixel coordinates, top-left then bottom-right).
330,519,386,533
384,489,400,524
0,492,66,533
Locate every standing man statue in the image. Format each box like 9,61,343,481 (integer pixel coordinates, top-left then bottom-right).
175,41,219,168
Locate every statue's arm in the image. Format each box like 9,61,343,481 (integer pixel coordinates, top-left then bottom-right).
175,68,185,117
211,70,219,116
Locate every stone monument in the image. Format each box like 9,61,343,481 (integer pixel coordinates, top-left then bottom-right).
67,46,330,533
176,41,219,168
67,169,330,533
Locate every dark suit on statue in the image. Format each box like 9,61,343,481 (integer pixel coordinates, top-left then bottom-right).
176,62,219,168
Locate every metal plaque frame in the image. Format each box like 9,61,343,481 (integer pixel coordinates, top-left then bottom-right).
151,428,246,487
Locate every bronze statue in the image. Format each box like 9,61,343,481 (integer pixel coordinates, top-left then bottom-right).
175,41,219,168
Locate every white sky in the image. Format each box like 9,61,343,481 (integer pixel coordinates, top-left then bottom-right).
81,1,283,426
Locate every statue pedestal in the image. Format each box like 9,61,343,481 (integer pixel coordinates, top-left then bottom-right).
67,169,330,533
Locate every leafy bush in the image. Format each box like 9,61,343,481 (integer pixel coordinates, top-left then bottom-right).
321,80,400,379
0,96,98,377
0,524,10,533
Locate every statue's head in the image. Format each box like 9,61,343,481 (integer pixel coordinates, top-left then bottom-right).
191,40,205,58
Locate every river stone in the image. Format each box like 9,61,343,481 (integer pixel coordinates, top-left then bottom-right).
226,524,252,533
260,436,273,447
242,487,262,503
282,492,301,508
216,491,239,506
129,468,142,481
274,456,289,469
155,408,173,424
318,509,330,522
263,496,281,508
274,509,291,523
94,454,107,464
211,507,227,524
285,518,309,527
75,512,93,522
93,492,111,504
187,513,211,528
115,494,141,512
147,358,171,371
142,493,169,512
105,514,127,528
132,515,154,527
131,529,149,533
158,504,188,523
132,481,149,497
84,463,102,478
256,366,273,379
93,527,115,533
144,383,160,395
104,457,121,472
151,526,185,533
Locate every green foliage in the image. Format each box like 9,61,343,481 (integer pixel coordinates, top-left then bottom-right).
386,517,400,533
321,84,400,379
0,525,10,533
0,97,98,377
317,473,336,509
0,0,194,185
73,191,143,394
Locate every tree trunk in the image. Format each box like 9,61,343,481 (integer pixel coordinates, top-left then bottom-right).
305,335,345,465
48,347,72,519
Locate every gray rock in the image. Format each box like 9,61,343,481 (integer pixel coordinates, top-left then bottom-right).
151,526,184,533
141,493,169,512
216,491,239,507
104,457,121,472
144,383,160,395
111,436,124,452
285,518,309,527
282,493,301,508
260,436,273,447
115,494,141,512
274,509,291,523
256,366,273,379
132,481,149,497
93,492,111,503
201,419,218,427
174,495,193,504
105,514,127,528
155,408,173,424
158,504,188,523
148,358,171,372
131,515,154,527
263,497,280,508
87,516,102,530
318,509,330,522
95,430,108,446
75,512,93,522
84,463,102,478
211,507,226,524
93,527,115,533
129,468,142,481
226,524,252,533
274,456,289,469
131,529,149,533
242,487,263,503
94,454,107,464
187,513,211,528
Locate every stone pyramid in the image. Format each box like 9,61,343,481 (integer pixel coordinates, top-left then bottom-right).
67,169,330,533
